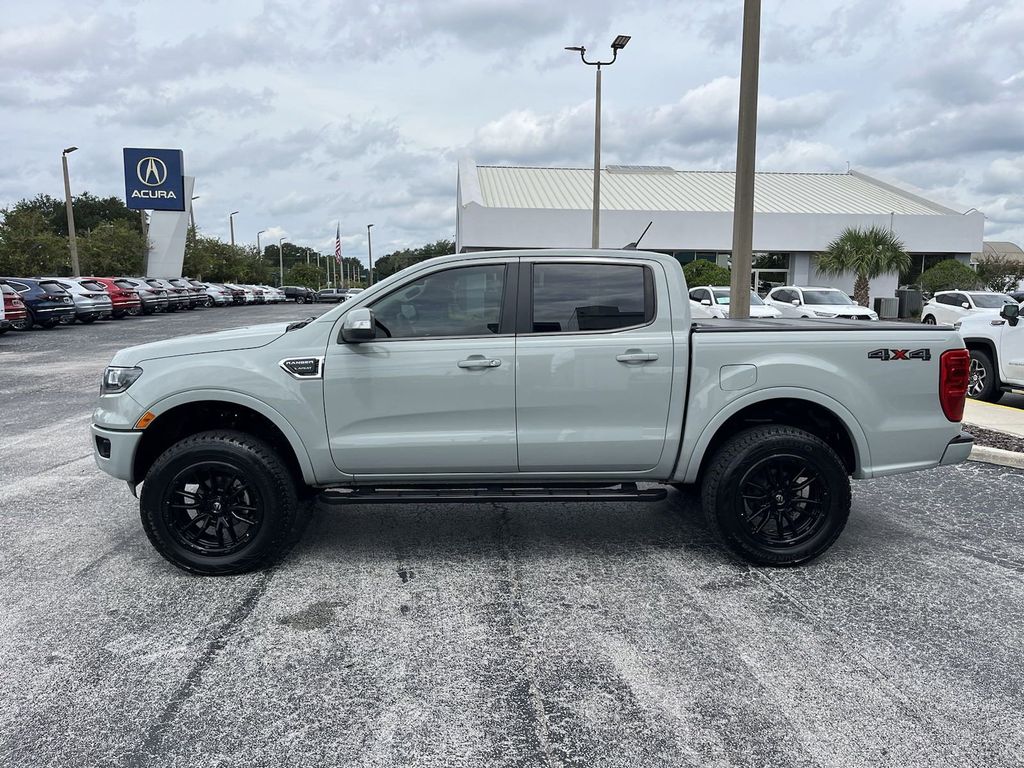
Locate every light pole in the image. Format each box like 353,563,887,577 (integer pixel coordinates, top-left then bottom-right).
190,195,200,231
229,210,239,247
61,146,81,276
278,237,286,286
366,224,375,285
565,35,630,249
257,229,267,257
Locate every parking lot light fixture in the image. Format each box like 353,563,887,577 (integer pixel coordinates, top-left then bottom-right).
565,35,630,249
61,146,81,277
229,211,240,247
367,224,375,286
279,237,287,286
190,196,200,231
257,229,267,256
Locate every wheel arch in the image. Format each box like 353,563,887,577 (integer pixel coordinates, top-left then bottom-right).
681,390,869,484
963,336,997,367
131,391,317,487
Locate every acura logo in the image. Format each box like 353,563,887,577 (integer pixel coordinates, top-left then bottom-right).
136,157,168,187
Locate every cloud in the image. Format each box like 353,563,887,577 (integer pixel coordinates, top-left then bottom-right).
979,157,1024,194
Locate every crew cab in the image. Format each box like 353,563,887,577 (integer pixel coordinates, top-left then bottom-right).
957,303,1024,401
92,250,973,575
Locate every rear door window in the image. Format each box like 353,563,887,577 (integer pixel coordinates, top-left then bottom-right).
530,263,652,333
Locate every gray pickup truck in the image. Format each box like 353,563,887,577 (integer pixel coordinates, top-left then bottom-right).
92,249,974,575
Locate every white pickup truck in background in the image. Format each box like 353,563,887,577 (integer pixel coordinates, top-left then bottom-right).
92,249,974,575
957,303,1024,401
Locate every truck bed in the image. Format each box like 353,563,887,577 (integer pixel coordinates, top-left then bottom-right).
692,318,946,332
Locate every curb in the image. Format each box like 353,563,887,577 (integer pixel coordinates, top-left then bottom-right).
968,444,1024,470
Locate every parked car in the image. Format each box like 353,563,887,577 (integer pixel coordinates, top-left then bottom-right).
36,277,113,323
956,303,1024,401
194,281,232,306
93,249,973,575
764,286,878,319
221,283,252,304
920,290,1017,325
0,277,76,328
344,288,363,300
166,278,206,309
256,285,284,303
318,288,346,303
689,286,783,318
0,281,29,332
1007,291,1024,303
145,278,190,311
82,277,142,318
282,285,318,303
116,277,169,314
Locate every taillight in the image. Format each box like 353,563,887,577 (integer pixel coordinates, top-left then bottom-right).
939,348,970,422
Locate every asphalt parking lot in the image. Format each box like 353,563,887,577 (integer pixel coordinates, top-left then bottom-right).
1,306,1023,767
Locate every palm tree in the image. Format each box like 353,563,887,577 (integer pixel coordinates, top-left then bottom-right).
816,226,911,308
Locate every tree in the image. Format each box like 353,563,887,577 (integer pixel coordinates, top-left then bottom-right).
0,207,68,275
682,259,731,287
287,263,324,289
919,259,984,294
374,239,454,280
78,221,146,276
816,226,911,307
7,192,144,237
974,256,1024,294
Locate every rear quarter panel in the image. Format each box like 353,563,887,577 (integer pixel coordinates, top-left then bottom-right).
678,324,966,482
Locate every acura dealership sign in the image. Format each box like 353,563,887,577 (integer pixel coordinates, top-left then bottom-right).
123,148,185,211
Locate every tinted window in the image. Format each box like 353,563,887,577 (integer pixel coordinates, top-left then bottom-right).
714,290,766,306
79,280,107,292
532,264,650,333
969,293,1015,308
772,289,796,302
802,290,854,305
1,284,15,296
115,279,138,290
39,281,68,294
371,264,505,338
7,281,30,293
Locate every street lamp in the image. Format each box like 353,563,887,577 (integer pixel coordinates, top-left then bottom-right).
229,210,240,247
565,35,630,249
61,146,81,276
278,237,287,286
257,229,267,256
366,224,375,286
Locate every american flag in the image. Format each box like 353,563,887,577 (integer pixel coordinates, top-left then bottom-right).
334,223,342,265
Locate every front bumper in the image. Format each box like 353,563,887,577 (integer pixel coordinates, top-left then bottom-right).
91,424,143,482
940,430,975,465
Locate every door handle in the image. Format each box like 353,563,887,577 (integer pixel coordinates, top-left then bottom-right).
616,352,658,364
458,357,502,369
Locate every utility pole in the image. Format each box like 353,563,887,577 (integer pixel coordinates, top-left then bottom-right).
367,224,375,285
61,146,80,276
565,35,630,249
728,0,761,320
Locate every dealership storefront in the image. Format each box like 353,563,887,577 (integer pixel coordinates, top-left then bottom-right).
456,161,985,303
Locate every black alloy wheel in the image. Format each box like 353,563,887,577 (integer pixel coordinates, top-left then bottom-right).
701,425,851,566
140,430,303,575
922,315,937,324
163,462,265,557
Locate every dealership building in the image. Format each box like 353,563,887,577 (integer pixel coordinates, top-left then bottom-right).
455,160,985,304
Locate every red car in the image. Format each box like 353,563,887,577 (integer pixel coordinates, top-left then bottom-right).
0,280,29,332
84,277,143,318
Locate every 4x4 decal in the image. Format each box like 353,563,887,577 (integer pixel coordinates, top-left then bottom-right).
868,348,931,361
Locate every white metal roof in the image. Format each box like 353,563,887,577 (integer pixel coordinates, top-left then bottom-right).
472,165,956,216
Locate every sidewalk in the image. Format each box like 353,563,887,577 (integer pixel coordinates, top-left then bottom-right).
962,399,1024,469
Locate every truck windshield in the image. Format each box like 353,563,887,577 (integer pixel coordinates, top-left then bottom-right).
968,293,1015,308
711,290,764,306
802,290,854,305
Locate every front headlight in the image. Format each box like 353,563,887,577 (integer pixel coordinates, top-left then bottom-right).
869,312,879,320
813,310,838,318
101,366,143,394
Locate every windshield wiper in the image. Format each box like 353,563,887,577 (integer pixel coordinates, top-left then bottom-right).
286,316,315,332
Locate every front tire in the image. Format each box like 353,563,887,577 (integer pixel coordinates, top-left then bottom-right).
700,425,851,566
967,349,1001,402
140,430,300,575
922,315,937,324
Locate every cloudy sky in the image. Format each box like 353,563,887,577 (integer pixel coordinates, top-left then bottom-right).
3,0,1023,264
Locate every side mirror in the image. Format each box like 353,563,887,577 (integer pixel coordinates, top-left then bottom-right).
341,307,376,342
791,299,801,306
961,302,971,309
700,299,712,307
1000,303,1020,326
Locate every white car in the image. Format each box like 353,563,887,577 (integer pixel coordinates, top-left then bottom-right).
40,277,114,323
765,286,878,320
195,281,232,306
956,302,1024,401
689,286,783,319
920,291,1017,325
224,283,256,303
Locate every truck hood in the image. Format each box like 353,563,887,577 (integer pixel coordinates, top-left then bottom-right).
110,322,289,366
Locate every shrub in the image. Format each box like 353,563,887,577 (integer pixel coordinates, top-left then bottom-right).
919,259,983,294
682,259,731,287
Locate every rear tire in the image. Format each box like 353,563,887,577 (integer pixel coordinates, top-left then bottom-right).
700,425,851,566
922,315,937,324
140,430,300,575
13,315,32,330
79,316,96,324
967,349,1001,402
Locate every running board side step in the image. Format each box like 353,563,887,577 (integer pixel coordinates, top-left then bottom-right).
318,483,667,505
